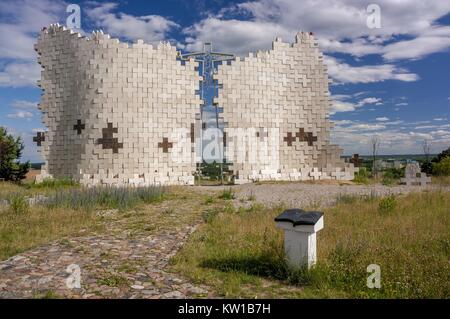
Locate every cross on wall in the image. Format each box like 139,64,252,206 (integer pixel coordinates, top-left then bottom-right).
284,128,318,147
309,168,322,180
158,137,173,153
97,123,123,154
33,132,45,146
283,132,295,146
73,119,85,135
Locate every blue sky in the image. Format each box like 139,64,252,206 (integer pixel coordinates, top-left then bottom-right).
0,0,449,162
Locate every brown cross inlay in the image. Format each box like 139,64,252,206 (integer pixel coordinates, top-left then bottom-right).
305,132,318,146
285,128,318,147
283,132,295,146
97,123,123,154
33,132,45,146
158,137,173,153
73,119,85,135
295,128,306,140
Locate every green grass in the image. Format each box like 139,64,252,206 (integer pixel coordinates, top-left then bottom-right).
0,205,103,261
218,188,235,200
171,191,450,298
25,178,79,189
97,273,129,287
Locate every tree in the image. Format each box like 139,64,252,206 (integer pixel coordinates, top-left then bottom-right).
433,146,450,163
370,135,380,175
0,127,30,181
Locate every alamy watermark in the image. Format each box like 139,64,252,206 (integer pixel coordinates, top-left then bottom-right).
366,264,381,289
66,263,81,289
366,4,381,29
66,4,81,29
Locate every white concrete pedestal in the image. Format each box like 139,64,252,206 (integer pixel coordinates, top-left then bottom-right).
275,210,324,269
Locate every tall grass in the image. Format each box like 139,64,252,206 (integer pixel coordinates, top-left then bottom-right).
45,186,165,211
0,205,102,260
171,191,450,298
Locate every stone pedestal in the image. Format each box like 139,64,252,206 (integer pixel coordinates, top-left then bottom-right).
275,209,324,269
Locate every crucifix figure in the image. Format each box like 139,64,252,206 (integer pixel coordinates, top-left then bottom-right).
158,137,173,153
73,119,85,135
33,132,45,146
97,122,123,153
180,42,235,184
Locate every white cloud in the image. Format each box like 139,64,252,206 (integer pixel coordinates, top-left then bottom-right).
356,97,382,107
331,95,385,114
183,0,450,62
0,62,41,87
86,2,179,43
330,95,356,114
431,130,450,136
433,118,446,121
7,110,34,119
183,17,291,55
0,0,66,87
383,26,450,60
0,0,66,60
376,117,389,122
395,102,408,106
325,56,419,84
11,99,38,109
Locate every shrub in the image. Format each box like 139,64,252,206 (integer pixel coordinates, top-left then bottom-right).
381,168,404,185
353,167,370,184
378,195,396,213
421,161,433,175
432,157,450,176
8,193,29,214
433,147,450,163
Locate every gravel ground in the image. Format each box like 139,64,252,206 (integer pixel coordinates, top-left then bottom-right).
199,182,447,209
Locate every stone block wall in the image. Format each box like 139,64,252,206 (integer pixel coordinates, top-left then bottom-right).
34,24,201,186
214,32,356,182
34,26,354,185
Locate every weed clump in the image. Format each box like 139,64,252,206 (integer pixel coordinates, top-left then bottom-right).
218,188,235,200
8,193,29,214
378,195,397,213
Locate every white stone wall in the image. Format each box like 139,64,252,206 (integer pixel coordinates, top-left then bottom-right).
34,26,354,185
214,32,356,182
34,24,201,186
